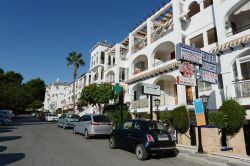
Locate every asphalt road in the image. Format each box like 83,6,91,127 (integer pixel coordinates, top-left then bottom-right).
0,115,204,166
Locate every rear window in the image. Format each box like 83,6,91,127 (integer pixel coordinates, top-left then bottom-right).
147,122,167,134
93,115,110,122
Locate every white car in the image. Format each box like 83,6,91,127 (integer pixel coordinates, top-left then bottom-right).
46,114,58,122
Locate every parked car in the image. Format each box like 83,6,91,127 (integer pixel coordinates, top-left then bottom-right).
0,114,12,126
58,113,80,129
38,112,46,121
0,110,14,119
109,119,177,160
73,114,113,139
45,113,58,122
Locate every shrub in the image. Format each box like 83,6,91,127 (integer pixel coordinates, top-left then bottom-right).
171,106,189,134
105,104,132,127
159,111,173,123
218,99,246,135
139,112,150,119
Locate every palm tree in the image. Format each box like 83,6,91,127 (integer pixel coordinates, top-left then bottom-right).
66,52,85,112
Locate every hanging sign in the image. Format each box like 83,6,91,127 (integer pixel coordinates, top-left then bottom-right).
177,76,196,86
179,62,194,78
200,70,218,84
142,83,160,96
193,99,206,126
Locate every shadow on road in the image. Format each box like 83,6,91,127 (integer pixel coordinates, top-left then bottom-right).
13,115,55,126
0,146,7,152
0,136,22,142
0,153,25,165
0,129,13,133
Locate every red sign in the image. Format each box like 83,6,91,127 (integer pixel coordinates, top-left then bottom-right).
179,62,194,78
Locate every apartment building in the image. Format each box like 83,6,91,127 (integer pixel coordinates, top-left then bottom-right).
44,0,250,120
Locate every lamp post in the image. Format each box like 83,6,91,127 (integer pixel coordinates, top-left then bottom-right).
200,94,209,125
154,98,160,121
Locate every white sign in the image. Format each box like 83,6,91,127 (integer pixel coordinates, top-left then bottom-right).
200,70,218,84
142,84,160,96
177,76,196,86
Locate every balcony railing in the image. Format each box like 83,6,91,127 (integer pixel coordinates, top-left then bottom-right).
133,38,147,53
154,92,178,106
234,80,250,98
153,19,173,42
131,98,149,109
133,66,148,75
226,23,250,37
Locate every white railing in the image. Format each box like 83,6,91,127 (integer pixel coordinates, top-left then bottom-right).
131,98,149,109
154,92,178,106
153,19,173,42
234,80,250,98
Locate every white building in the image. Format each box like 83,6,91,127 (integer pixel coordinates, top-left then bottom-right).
44,80,68,112
45,0,250,121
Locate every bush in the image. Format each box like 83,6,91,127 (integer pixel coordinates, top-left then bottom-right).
159,111,173,123
208,111,227,129
218,99,246,135
139,112,150,119
171,106,189,134
105,104,132,127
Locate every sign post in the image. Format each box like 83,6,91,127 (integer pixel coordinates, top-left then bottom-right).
114,83,124,123
142,84,160,120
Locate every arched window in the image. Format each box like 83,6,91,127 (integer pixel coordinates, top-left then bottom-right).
187,2,200,18
101,52,105,64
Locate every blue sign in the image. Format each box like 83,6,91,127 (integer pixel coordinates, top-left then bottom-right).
176,43,203,65
202,61,217,73
201,51,216,64
193,99,204,114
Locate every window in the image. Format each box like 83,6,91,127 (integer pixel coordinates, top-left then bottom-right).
218,74,224,89
101,52,105,64
119,68,126,82
232,61,238,80
198,80,212,92
113,57,115,65
134,122,141,130
207,28,218,45
108,56,111,65
240,61,250,80
171,52,175,60
187,2,200,18
190,34,204,48
122,121,133,130
204,0,213,9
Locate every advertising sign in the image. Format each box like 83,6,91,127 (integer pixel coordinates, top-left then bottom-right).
142,83,160,96
176,43,203,65
193,99,206,126
202,61,217,73
200,70,218,84
177,76,196,86
202,51,216,64
179,62,194,78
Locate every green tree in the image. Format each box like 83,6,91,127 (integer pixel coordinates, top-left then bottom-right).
80,83,115,114
171,106,189,134
209,99,246,136
66,52,85,112
105,104,132,126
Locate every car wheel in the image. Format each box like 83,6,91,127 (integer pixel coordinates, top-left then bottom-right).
84,129,90,139
109,136,117,149
135,144,148,160
73,127,77,134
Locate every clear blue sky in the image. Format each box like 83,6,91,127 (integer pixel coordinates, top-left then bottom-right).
0,0,165,84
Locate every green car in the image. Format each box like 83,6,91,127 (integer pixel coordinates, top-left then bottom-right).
58,113,80,129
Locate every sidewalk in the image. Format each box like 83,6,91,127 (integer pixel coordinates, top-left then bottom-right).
177,145,250,166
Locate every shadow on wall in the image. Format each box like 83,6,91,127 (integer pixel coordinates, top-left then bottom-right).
0,153,25,165
208,90,217,110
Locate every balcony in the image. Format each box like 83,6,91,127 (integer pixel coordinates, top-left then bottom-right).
133,38,147,53
131,98,148,109
154,92,178,106
234,80,250,98
226,23,250,37
152,19,173,42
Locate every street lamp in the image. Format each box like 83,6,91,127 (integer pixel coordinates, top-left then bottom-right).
154,98,160,121
200,94,209,125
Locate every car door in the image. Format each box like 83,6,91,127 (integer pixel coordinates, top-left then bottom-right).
118,121,134,151
75,116,82,133
129,121,143,151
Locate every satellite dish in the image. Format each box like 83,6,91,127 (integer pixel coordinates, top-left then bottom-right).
49,101,57,110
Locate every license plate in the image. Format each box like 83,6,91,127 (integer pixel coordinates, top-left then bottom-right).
158,137,169,141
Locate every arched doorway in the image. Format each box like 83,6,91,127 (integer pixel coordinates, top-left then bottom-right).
132,55,148,75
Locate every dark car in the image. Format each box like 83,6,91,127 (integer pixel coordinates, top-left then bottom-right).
109,119,177,160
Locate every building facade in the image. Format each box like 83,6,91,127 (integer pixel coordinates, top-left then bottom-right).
44,0,250,120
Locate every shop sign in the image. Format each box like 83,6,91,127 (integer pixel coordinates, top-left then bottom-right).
176,43,203,65
142,83,160,96
202,51,216,64
177,76,196,86
202,61,217,73
179,62,194,78
193,99,206,126
200,70,218,84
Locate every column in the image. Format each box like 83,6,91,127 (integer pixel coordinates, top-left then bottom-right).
172,0,183,42
98,67,102,82
177,84,186,105
147,19,154,45
86,73,90,86
129,33,134,55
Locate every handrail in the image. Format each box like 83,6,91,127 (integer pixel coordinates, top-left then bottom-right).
226,23,250,37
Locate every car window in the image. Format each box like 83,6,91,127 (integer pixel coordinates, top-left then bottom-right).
83,115,91,121
134,121,141,130
147,121,167,134
122,121,133,130
93,115,110,122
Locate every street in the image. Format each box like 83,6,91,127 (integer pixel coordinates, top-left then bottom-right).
0,115,204,166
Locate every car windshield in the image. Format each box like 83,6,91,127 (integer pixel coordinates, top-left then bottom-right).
67,114,79,119
147,121,167,134
93,115,110,122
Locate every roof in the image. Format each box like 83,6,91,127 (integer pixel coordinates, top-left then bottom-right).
89,41,114,53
